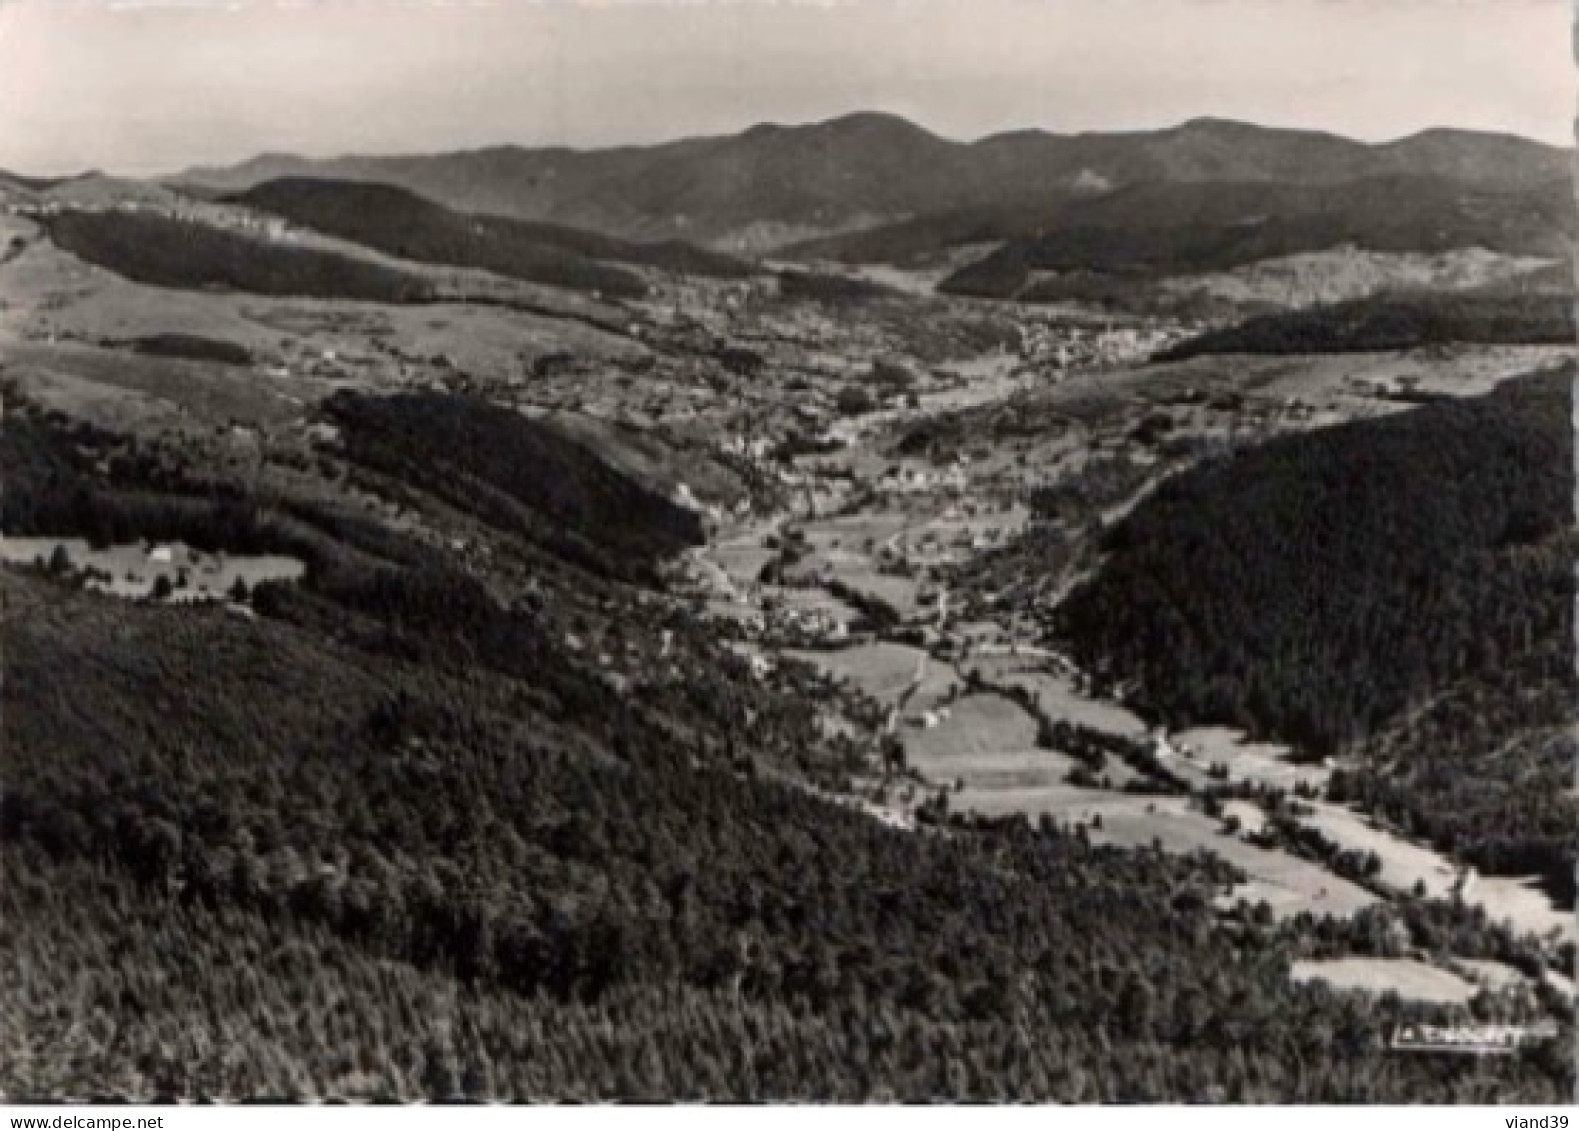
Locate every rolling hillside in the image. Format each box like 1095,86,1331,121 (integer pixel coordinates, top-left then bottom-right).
1156,289,1574,359
232,179,754,288
42,210,439,303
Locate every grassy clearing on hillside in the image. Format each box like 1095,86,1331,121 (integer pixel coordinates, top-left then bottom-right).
5,341,304,428
1,538,304,602
1156,248,1559,311
908,748,1086,792
902,693,1038,762
1172,727,1328,793
1290,959,1477,1005
969,659,1148,737
784,641,929,706
956,786,1377,920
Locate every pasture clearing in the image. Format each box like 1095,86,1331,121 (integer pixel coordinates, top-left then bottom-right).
971,658,1149,737
955,784,1376,920
5,341,307,428
911,748,1086,792
1158,248,1557,310
1,538,305,602
1,233,644,392
704,540,775,590
1172,726,1329,792
1450,959,1536,995
796,512,913,555
1291,801,1571,943
1125,345,1571,416
905,654,963,714
1299,803,1461,898
793,557,922,619
1290,958,1477,1005
903,692,1038,764
1473,876,1576,944
3,362,185,434
784,641,928,706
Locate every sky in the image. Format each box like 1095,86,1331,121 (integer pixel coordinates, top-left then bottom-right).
0,0,1572,176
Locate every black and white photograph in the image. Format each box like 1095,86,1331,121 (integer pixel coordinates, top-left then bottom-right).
0,0,1574,1109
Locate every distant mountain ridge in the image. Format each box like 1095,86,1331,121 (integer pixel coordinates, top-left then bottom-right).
929,174,1574,297
174,113,1573,253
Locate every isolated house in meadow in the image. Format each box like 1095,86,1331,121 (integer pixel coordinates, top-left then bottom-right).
1149,727,1176,760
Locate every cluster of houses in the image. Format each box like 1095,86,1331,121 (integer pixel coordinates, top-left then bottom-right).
1020,320,1190,372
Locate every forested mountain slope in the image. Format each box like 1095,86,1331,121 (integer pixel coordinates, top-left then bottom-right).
938,176,1572,299
43,210,438,303
233,179,754,291
321,391,706,580
1053,368,1575,897
1155,288,1574,359
4,383,1570,1101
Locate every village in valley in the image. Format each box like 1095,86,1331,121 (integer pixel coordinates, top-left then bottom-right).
2,63,1575,1092
2,171,1573,1021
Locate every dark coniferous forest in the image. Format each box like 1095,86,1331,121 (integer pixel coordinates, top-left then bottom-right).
1054,368,1576,899
3,382,1571,1102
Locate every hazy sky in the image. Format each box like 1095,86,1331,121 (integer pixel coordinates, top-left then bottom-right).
0,0,1572,175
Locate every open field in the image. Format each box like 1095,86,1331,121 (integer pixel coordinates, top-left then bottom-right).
1,361,189,434
784,640,928,706
971,658,1149,736
1474,877,1577,943
797,512,912,553
905,654,964,714
1123,345,1571,412
903,693,1038,761
910,748,1086,792
782,548,924,618
1157,248,1559,310
4,340,315,429
1300,802,1461,897
1452,959,1537,995
0,223,645,393
1173,726,1330,792
1,537,304,601
704,540,775,590
956,784,1377,919
819,563,922,617
1293,799,1572,943
1290,958,1478,1005
904,696,1151,791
